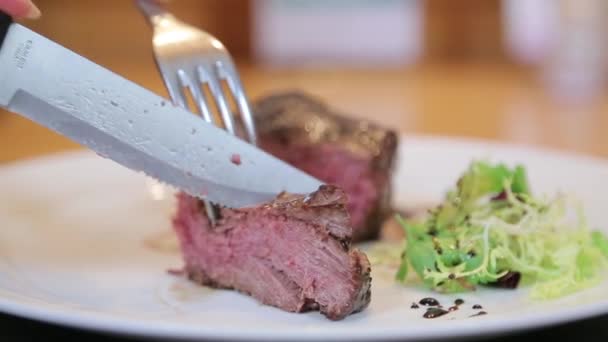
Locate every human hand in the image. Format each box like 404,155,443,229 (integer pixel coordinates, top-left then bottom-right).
0,0,40,19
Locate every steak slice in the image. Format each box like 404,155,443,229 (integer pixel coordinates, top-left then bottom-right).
252,91,398,242
171,185,372,320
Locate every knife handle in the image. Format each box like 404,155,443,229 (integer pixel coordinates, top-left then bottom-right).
0,11,12,50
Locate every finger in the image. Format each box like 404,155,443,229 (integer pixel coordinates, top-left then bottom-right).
0,0,40,19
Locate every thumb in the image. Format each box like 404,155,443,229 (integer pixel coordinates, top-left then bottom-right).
0,0,40,19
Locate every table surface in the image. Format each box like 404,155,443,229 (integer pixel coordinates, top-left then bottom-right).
1,62,608,163
1,62,607,340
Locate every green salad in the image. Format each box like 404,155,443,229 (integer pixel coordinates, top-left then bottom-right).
395,160,608,299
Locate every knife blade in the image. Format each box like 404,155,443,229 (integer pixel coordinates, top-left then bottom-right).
0,14,323,207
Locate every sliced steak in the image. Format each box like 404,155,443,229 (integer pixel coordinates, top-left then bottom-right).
172,185,372,320
252,91,398,242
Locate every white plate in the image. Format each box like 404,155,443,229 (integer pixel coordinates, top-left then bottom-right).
1,135,607,341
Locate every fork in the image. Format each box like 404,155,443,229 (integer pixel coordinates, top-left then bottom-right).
136,0,257,225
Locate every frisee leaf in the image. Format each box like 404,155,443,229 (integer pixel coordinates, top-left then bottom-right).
592,231,608,258
394,160,608,299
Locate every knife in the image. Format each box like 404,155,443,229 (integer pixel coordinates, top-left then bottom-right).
0,13,323,207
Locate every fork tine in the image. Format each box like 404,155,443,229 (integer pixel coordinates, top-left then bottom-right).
201,196,219,225
177,69,214,123
220,66,257,145
198,64,236,135
174,69,218,225
164,73,188,108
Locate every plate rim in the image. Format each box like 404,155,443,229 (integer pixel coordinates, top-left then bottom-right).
1,287,607,341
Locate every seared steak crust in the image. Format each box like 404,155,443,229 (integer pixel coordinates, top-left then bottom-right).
252,91,398,242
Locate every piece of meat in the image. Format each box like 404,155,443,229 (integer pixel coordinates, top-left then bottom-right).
171,185,372,320
252,91,398,242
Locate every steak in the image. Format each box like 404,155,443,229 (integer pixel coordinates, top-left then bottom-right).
171,185,372,320
252,91,398,242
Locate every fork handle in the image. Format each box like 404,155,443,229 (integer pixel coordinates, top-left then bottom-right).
0,11,12,51
135,0,171,25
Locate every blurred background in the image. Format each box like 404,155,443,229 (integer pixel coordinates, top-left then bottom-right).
1,0,608,162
